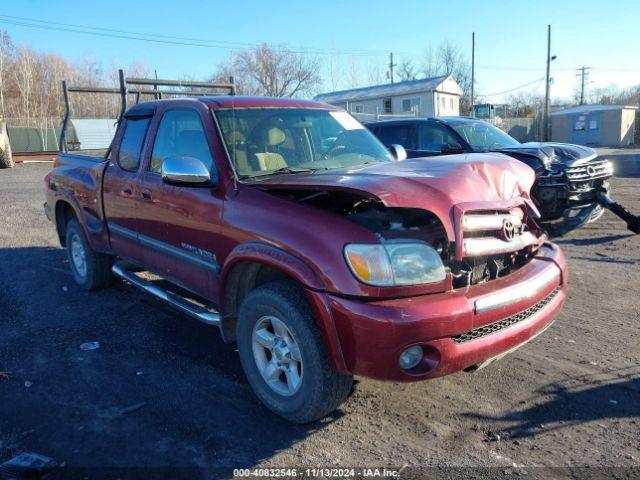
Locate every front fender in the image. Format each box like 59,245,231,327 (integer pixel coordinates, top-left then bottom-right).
220,242,348,373
221,242,325,291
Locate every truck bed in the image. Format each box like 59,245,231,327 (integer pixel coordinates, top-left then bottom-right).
46,152,111,251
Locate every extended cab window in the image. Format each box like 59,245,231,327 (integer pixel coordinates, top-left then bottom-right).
117,117,150,171
416,124,458,152
150,110,214,174
375,125,412,149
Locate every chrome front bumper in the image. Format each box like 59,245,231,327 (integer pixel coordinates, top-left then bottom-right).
474,256,562,314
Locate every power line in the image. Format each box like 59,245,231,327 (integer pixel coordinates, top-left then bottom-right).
0,14,389,57
476,64,575,72
483,77,545,97
591,66,640,72
3,14,639,73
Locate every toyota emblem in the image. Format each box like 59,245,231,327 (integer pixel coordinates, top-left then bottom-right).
503,219,515,241
586,165,597,177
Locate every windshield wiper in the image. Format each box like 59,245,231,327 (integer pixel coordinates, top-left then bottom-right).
239,167,321,180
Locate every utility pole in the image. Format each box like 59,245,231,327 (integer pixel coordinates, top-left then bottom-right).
388,52,396,84
471,32,475,116
576,66,591,105
543,24,552,141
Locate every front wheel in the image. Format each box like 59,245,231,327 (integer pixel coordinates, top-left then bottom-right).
237,279,353,423
65,219,114,290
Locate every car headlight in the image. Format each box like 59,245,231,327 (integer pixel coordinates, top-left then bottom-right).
344,241,446,286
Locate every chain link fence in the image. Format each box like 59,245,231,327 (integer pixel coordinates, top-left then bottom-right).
488,114,542,143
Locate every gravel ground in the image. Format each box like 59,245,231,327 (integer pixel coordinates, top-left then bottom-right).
0,156,638,479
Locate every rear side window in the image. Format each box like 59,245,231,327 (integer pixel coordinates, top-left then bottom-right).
150,109,214,175
375,125,412,149
117,117,150,171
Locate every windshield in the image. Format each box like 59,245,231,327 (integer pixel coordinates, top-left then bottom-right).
215,108,393,179
451,121,520,151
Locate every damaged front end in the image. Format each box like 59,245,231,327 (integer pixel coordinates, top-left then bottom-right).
452,205,546,287
253,155,553,290
270,187,546,288
503,143,639,235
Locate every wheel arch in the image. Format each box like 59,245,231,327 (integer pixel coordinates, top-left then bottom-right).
54,199,81,247
220,243,348,373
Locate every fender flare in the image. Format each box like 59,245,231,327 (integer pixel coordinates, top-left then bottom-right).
220,242,325,291
53,194,86,243
54,190,109,252
220,242,349,373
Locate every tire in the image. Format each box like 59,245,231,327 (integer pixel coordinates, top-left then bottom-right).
65,219,114,290
237,279,353,423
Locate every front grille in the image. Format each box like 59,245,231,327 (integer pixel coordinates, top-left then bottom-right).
565,160,613,182
452,286,561,344
461,208,538,257
455,208,541,286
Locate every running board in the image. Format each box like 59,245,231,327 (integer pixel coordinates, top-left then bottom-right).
112,263,221,327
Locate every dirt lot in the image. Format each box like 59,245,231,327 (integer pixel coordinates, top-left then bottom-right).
0,154,638,479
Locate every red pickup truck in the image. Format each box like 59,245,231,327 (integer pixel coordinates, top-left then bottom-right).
44,90,567,423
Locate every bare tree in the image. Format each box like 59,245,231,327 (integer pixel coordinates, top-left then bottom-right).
586,84,620,105
212,44,321,97
397,60,418,82
210,53,249,94
328,51,339,92
422,46,440,78
504,91,544,117
366,60,385,86
14,46,37,122
419,41,472,114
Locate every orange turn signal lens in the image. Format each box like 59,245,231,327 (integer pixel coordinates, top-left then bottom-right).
344,244,394,286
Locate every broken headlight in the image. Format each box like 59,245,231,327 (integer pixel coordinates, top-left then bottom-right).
344,241,446,286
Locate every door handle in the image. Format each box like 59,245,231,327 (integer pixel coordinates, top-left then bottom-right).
121,186,133,196
140,188,152,200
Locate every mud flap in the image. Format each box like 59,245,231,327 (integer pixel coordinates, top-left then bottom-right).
597,191,640,234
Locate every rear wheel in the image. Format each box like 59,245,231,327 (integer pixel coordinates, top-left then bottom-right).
237,279,353,423
65,219,114,290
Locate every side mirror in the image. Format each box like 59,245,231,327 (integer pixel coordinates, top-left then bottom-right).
161,156,212,186
441,142,464,154
389,144,407,161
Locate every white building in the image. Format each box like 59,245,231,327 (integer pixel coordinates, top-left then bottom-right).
314,75,463,119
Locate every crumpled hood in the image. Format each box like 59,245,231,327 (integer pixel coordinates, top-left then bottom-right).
495,142,598,169
254,153,538,238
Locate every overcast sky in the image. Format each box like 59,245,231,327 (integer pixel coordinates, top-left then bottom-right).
2,0,639,103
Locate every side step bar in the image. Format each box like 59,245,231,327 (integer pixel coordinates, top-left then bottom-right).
112,263,221,327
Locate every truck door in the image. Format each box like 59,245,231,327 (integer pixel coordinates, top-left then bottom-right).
102,112,152,263
136,105,224,301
